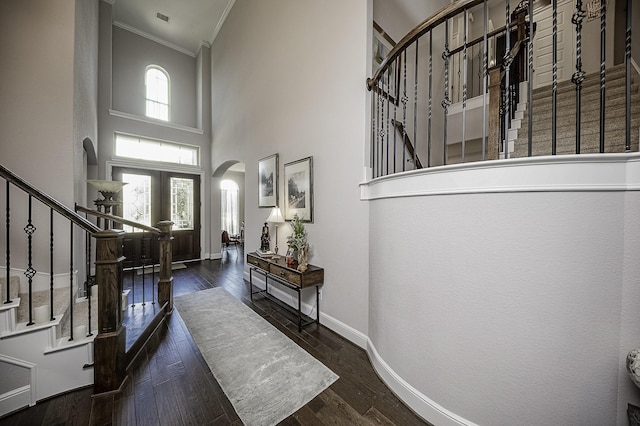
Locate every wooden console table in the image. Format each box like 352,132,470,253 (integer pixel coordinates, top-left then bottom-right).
247,252,324,332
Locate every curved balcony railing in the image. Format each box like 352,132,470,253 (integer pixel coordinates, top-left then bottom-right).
367,0,636,178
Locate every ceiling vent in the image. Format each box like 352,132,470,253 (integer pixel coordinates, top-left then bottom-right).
156,12,169,23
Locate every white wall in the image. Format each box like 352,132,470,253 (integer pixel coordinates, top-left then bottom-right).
0,0,96,275
98,2,213,259
0,0,76,205
211,0,371,336
111,26,197,128
363,155,640,425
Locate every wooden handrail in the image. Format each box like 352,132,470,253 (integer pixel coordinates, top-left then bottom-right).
499,39,525,81
0,164,100,234
448,21,518,57
368,0,488,91
391,120,424,169
75,205,161,234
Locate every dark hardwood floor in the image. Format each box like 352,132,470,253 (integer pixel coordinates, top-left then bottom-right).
1,246,428,425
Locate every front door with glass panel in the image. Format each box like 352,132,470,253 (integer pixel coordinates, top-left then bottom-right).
112,167,201,264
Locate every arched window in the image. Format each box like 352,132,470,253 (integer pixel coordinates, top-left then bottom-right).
145,66,169,121
220,179,239,236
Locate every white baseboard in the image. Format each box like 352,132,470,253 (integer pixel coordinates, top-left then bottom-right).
242,269,471,425
0,354,37,418
0,385,31,417
242,270,368,348
366,340,476,426
320,312,368,349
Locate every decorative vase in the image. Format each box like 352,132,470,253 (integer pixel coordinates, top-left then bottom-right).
297,244,308,272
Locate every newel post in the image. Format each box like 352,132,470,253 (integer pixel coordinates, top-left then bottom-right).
157,221,174,312
93,229,126,394
487,66,502,160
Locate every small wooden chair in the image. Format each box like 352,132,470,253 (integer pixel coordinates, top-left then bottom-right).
222,230,239,251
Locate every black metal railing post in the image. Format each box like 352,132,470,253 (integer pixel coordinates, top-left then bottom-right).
572,0,586,154
625,0,632,152
68,222,74,341
599,0,607,153
50,208,55,321
503,0,512,159
24,195,35,326
442,20,451,165
5,180,11,304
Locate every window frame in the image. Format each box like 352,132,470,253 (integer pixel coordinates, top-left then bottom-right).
114,133,200,167
145,65,170,121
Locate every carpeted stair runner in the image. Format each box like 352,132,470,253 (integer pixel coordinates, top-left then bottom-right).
513,63,640,157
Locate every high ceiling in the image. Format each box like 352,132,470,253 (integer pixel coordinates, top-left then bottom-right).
112,0,236,55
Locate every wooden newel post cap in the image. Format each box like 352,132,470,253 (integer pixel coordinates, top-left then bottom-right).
156,220,174,235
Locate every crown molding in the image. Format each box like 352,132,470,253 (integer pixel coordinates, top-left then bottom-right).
113,20,196,57
208,0,236,45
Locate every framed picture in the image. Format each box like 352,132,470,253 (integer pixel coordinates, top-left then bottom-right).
373,21,401,106
258,154,278,208
284,156,313,222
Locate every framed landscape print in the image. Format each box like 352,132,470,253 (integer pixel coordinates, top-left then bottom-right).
258,154,278,208
284,156,313,222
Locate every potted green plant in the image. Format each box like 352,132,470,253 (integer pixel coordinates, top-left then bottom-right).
286,214,308,269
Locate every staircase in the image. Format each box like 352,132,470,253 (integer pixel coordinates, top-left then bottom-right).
513,64,640,157
0,275,96,416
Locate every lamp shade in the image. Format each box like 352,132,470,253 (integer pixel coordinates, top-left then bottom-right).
87,180,128,193
266,206,284,223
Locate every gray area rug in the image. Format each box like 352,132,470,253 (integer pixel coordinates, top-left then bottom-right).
174,287,338,426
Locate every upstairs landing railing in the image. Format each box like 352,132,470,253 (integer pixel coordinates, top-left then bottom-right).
0,164,173,395
367,0,635,178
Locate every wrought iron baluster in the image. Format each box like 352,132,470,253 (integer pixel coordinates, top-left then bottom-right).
85,212,93,336
413,38,419,170
503,0,513,159
599,0,606,153
370,87,375,176
442,20,451,165
50,208,55,321
528,0,534,157
428,30,433,167
552,0,558,154
5,181,11,304
626,0,632,151
572,0,586,154
68,222,74,341
378,82,384,176
471,44,475,98
482,0,488,160
462,9,469,163
24,196,35,326
392,60,398,172
401,51,408,172
457,51,462,103
387,65,393,175
372,81,382,177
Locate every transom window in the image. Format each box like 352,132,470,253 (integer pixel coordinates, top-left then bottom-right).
145,66,169,121
115,134,199,166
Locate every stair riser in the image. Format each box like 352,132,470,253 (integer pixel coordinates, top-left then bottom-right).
531,84,638,111
532,66,634,101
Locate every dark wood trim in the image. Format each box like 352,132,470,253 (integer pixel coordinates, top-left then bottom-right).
0,164,99,234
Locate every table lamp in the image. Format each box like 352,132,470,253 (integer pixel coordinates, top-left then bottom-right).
266,206,285,257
